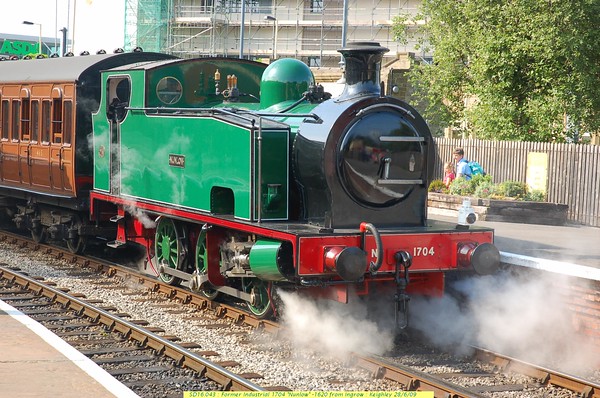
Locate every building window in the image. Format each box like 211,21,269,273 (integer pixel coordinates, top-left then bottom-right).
220,0,268,14
308,56,321,67
310,0,323,13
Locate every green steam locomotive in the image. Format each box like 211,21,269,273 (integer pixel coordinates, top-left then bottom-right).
0,42,499,323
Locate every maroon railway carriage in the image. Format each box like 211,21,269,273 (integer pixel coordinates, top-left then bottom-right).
0,51,174,251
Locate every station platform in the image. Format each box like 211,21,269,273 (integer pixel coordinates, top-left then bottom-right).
0,300,139,398
429,210,600,276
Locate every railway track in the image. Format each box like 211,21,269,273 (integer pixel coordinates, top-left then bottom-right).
354,353,600,397
473,348,600,397
0,265,269,397
1,230,599,397
538,270,600,347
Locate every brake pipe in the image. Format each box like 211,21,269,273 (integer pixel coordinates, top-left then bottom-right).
360,222,383,274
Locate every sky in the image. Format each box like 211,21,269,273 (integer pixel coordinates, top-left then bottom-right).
3,0,126,54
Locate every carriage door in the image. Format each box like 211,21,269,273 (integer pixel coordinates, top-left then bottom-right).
107,77,131,196
0,98,14,182
18,89,32,185
29,98,52,190
1,94,21,184
49,86,75,194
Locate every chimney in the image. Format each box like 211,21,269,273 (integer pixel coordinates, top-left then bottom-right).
338,41,389,98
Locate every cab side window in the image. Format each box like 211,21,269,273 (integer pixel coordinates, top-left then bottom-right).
106,77,131,122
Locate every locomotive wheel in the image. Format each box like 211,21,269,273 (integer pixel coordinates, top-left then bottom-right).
155,217,184,286
65,215,87,254
195,230,219,300
31,225,48,244
242,279,273,319
0,209,13,228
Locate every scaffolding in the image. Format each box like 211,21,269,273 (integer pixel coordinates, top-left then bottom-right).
125,0,421,67
125,0,173,52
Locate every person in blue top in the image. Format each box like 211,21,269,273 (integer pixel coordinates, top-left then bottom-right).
453,147,472,180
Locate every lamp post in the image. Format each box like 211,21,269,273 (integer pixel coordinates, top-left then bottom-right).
239,0,246,59
59,27,68,57
23,21,43,55
264,15,277,60
335,0,349,83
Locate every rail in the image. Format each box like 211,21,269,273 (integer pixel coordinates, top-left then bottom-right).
474,347,600,398
1,230,599,396
0,264,266,392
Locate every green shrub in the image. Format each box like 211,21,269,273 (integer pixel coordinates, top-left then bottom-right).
448,174,492,196
428,179,447,193
435,174,547,202
474,181,497,198
470,173,493,186
468,174,493,193
449,177,474,196
524,189,546,202
498,180,528,199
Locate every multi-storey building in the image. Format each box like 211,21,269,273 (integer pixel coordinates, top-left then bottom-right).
124,0,422,67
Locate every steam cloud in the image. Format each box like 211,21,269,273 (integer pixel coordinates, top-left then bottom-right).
410,271,599,376
278,291,395,359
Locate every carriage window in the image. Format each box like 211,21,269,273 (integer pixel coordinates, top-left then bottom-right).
63,101,72,144
11,101,20,141
42,100,51,143
21,98,30,141
31,101,40,142
1,100,8,140
52,98,62,144
156,77,182,105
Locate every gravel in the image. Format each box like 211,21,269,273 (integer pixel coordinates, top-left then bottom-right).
0,241,396,391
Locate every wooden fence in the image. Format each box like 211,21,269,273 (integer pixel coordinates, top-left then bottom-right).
432,138,600,227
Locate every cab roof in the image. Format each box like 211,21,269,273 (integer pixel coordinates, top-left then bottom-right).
0,52,176,84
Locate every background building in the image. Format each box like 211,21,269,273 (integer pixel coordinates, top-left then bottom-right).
123,0,423,99
124,0,423,66
0,33,59,58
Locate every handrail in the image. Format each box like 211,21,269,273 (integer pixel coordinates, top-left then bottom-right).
126,106,322,123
